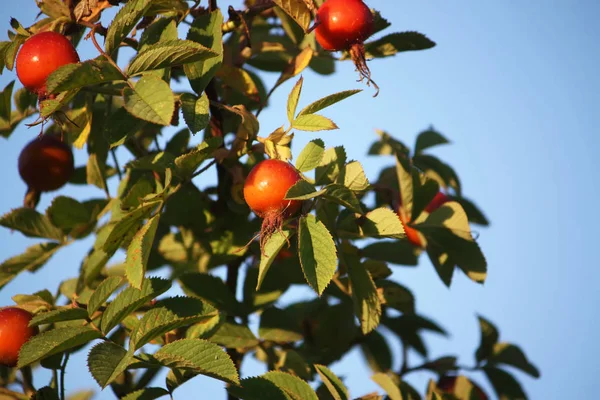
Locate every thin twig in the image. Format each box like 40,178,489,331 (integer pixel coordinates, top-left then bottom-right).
191,159,217,178
111,149,122,180
86,24,133,89
60,353,70,400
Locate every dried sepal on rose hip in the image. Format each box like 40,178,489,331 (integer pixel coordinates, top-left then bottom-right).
315,0,378,95
15,31,80,98
0,307,38,367
18,133,75,208
243,159,303,253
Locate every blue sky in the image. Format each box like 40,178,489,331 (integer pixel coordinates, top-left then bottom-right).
1,1,598,398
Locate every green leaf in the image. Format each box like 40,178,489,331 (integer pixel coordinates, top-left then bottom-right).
88,341,134,388
363,260,393,280
361,208,405,239
125,214,161,289
46,196,90,231
0,208,63,241
103,201,160,254
123,75,175,126
86,153,107,192
259,307,303,343
315,146,346,186
29,307,88,327
228,377,292,400
127,152,176,173
324,184,362,214
315,364,349,400
121,388,170,400
489,342,540,378
295,139,325,172
179,273,240,315
0,81,14,122
376,280,415,314
105,0,152,55
410,173,440,223
272,0,311,32
184,9,223,94
292,114,338,132
174,137,222,178
414,128,449,154
9,18,30,37
287,77,303,124
343,243,381,334
454,196,489,226
262,371,318,400
3,35,27,72
475,315,499,363
297,90,361,117
298,214,338,295
127,39,218,76
46,60,123,94
364,31,436,59
100,277,171,334
105,107,147,148
413,154,461,196
154,339,239,384
285,180,325,200
361,241,419,266
343,161,370,192
483,366,527,400
360,330,393,373
210,321,259,349
257,230,292,290
87,276,124,317
372,373,402,400
0,242,60,289
17,326,102,368
131,296,217,350
31,386,59,400
180,92,210,134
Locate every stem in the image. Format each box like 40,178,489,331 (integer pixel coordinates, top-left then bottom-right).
400,339,409,375
226,257,244,400
60,353,70,400
86,24,133,88
111,149,123,180
191,159,217,179
77,20,139,49
20,366,34,398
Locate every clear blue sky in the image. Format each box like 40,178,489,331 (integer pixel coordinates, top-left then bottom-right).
1,1,598,399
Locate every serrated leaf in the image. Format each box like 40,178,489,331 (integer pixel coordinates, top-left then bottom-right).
364,31,436,59
100,277,171,334
88,341,134,388
343,243,381,334
323,184,363,214
295,139,325,172
361,208,405,239
130,296,216,350
46,196,90,231
0,242,60,289
262,371,318,400
287,77,303,123
18,326,102,368
292,114,337,132
315,146,346,186
126,214,161,289
105,0,152,55
0,208,64,241
29,307,88,327
179,273,240,315
257,230,292,290
127,39,217,76
228,377,292,400
123,75,175,126
174,137,221,178
372,373,402,400
210,321,259,349
343,161,370,191
298,214,337,295
315,364,349,400
285,180,325,200
297,90,361,117
414,128,449,154
184,9,223,94
105,107,147,148
87,276,123,317
180,92,209,134
154,339,239,384
46,60,123,94
103,201,160,254
272,0,311,32
121,387,170,400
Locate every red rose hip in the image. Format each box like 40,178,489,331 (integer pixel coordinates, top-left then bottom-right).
16,31,80,96
0,307,38,367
